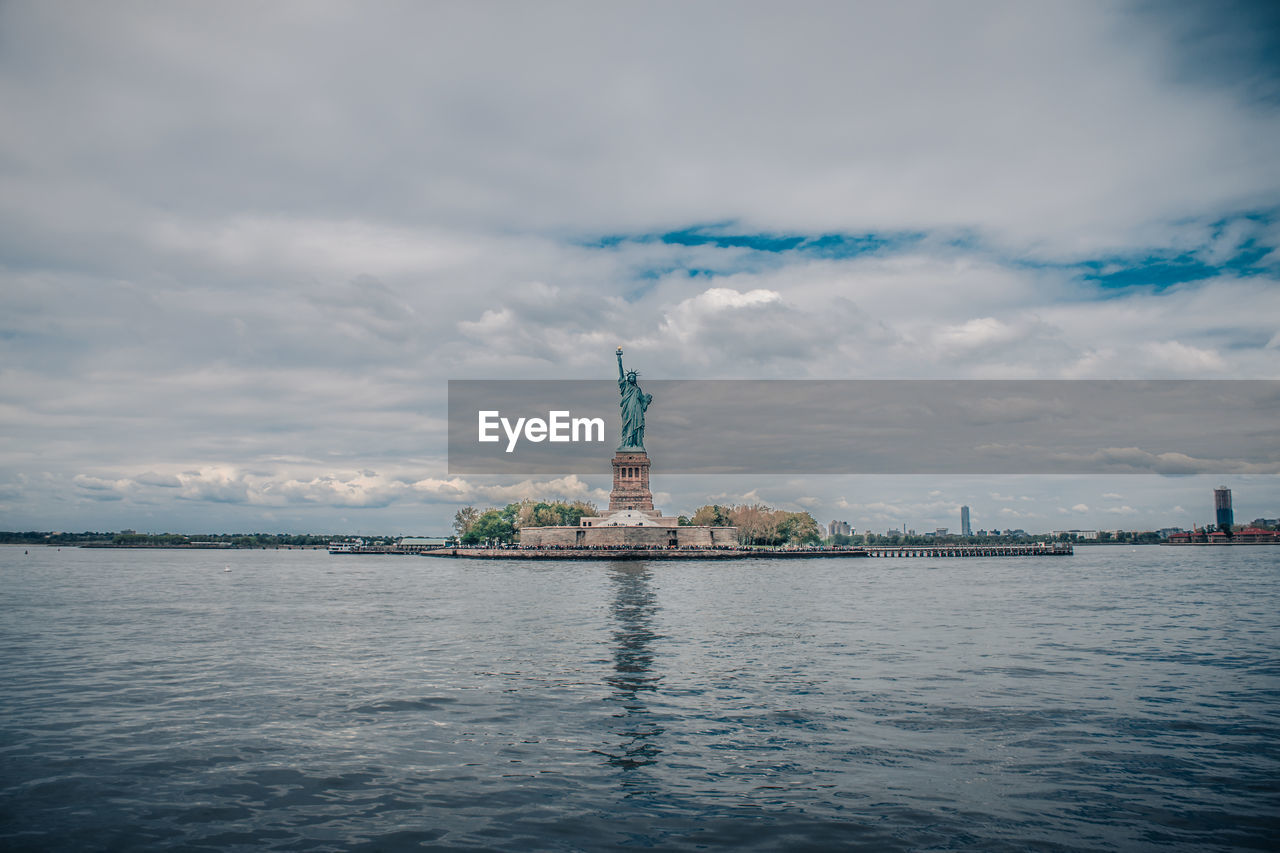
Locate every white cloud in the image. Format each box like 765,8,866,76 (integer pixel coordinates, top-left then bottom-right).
1055,447,1280,475
1141,340,1227,373
73,474,129,492
1,3,1279,533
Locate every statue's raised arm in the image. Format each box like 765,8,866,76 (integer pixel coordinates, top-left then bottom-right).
615,347,652,451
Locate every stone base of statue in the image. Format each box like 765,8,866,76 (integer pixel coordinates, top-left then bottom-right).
608,450,654,512
518,448,739,549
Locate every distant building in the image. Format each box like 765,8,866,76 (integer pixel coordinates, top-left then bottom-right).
398,537,448,552
1051,529,1098,540
935,527,948,536
1214,486,1234,533
828,520,852,538
1168,527,1276,545
960,506,971,536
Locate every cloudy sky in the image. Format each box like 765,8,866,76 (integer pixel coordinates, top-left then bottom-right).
2,1,1278,535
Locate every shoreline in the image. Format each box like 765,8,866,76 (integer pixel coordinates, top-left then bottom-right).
422,547,868,561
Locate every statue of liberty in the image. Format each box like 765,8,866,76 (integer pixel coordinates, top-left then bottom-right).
616,347,652,451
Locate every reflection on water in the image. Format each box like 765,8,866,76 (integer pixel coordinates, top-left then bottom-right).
598,563,665,770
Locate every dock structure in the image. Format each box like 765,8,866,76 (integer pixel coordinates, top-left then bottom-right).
421,543,1072,560
864,543,1072,558
421,547,866,561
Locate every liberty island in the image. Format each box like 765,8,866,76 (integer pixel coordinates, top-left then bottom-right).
437,347,743,556
433,349,1075,559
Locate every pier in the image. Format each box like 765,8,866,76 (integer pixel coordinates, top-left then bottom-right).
864,543,1071,558
422,547,866,561
421,543,1072,560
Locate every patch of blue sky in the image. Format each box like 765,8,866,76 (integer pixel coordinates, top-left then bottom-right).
591,228,925,299
1030,211,1280,294
799,232,924,258
1216,244,1273,273
1080,255,1221,289
659,228,806,252
596,212,1279,299
659,227,924,258
586,225,920,259
1079,243,1275,291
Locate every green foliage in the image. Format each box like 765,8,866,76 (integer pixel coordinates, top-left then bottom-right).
114,532,186,546
689,504,733,527
461,510,516,544
453,506,480,538
0,531,114,545
506,499,598,529
688,503,821,546
775,511,821,545
450,498,599,544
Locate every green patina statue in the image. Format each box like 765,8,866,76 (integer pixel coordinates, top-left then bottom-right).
616,347,652,451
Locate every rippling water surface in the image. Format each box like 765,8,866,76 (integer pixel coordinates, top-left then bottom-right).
1,546,1277,850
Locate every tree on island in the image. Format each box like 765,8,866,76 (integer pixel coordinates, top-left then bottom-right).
690,504,733,527
775,511,821,545
511,499,598,529
462,509,516,545
453,506,480,539
686,503,821,546
456,499,599,545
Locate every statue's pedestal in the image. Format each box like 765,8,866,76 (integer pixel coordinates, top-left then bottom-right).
609,451,654,512
517,445,737,548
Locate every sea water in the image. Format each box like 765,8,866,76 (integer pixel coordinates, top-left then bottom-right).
1,545,1276,850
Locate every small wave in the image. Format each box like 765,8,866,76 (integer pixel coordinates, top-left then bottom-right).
348,697,459,714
